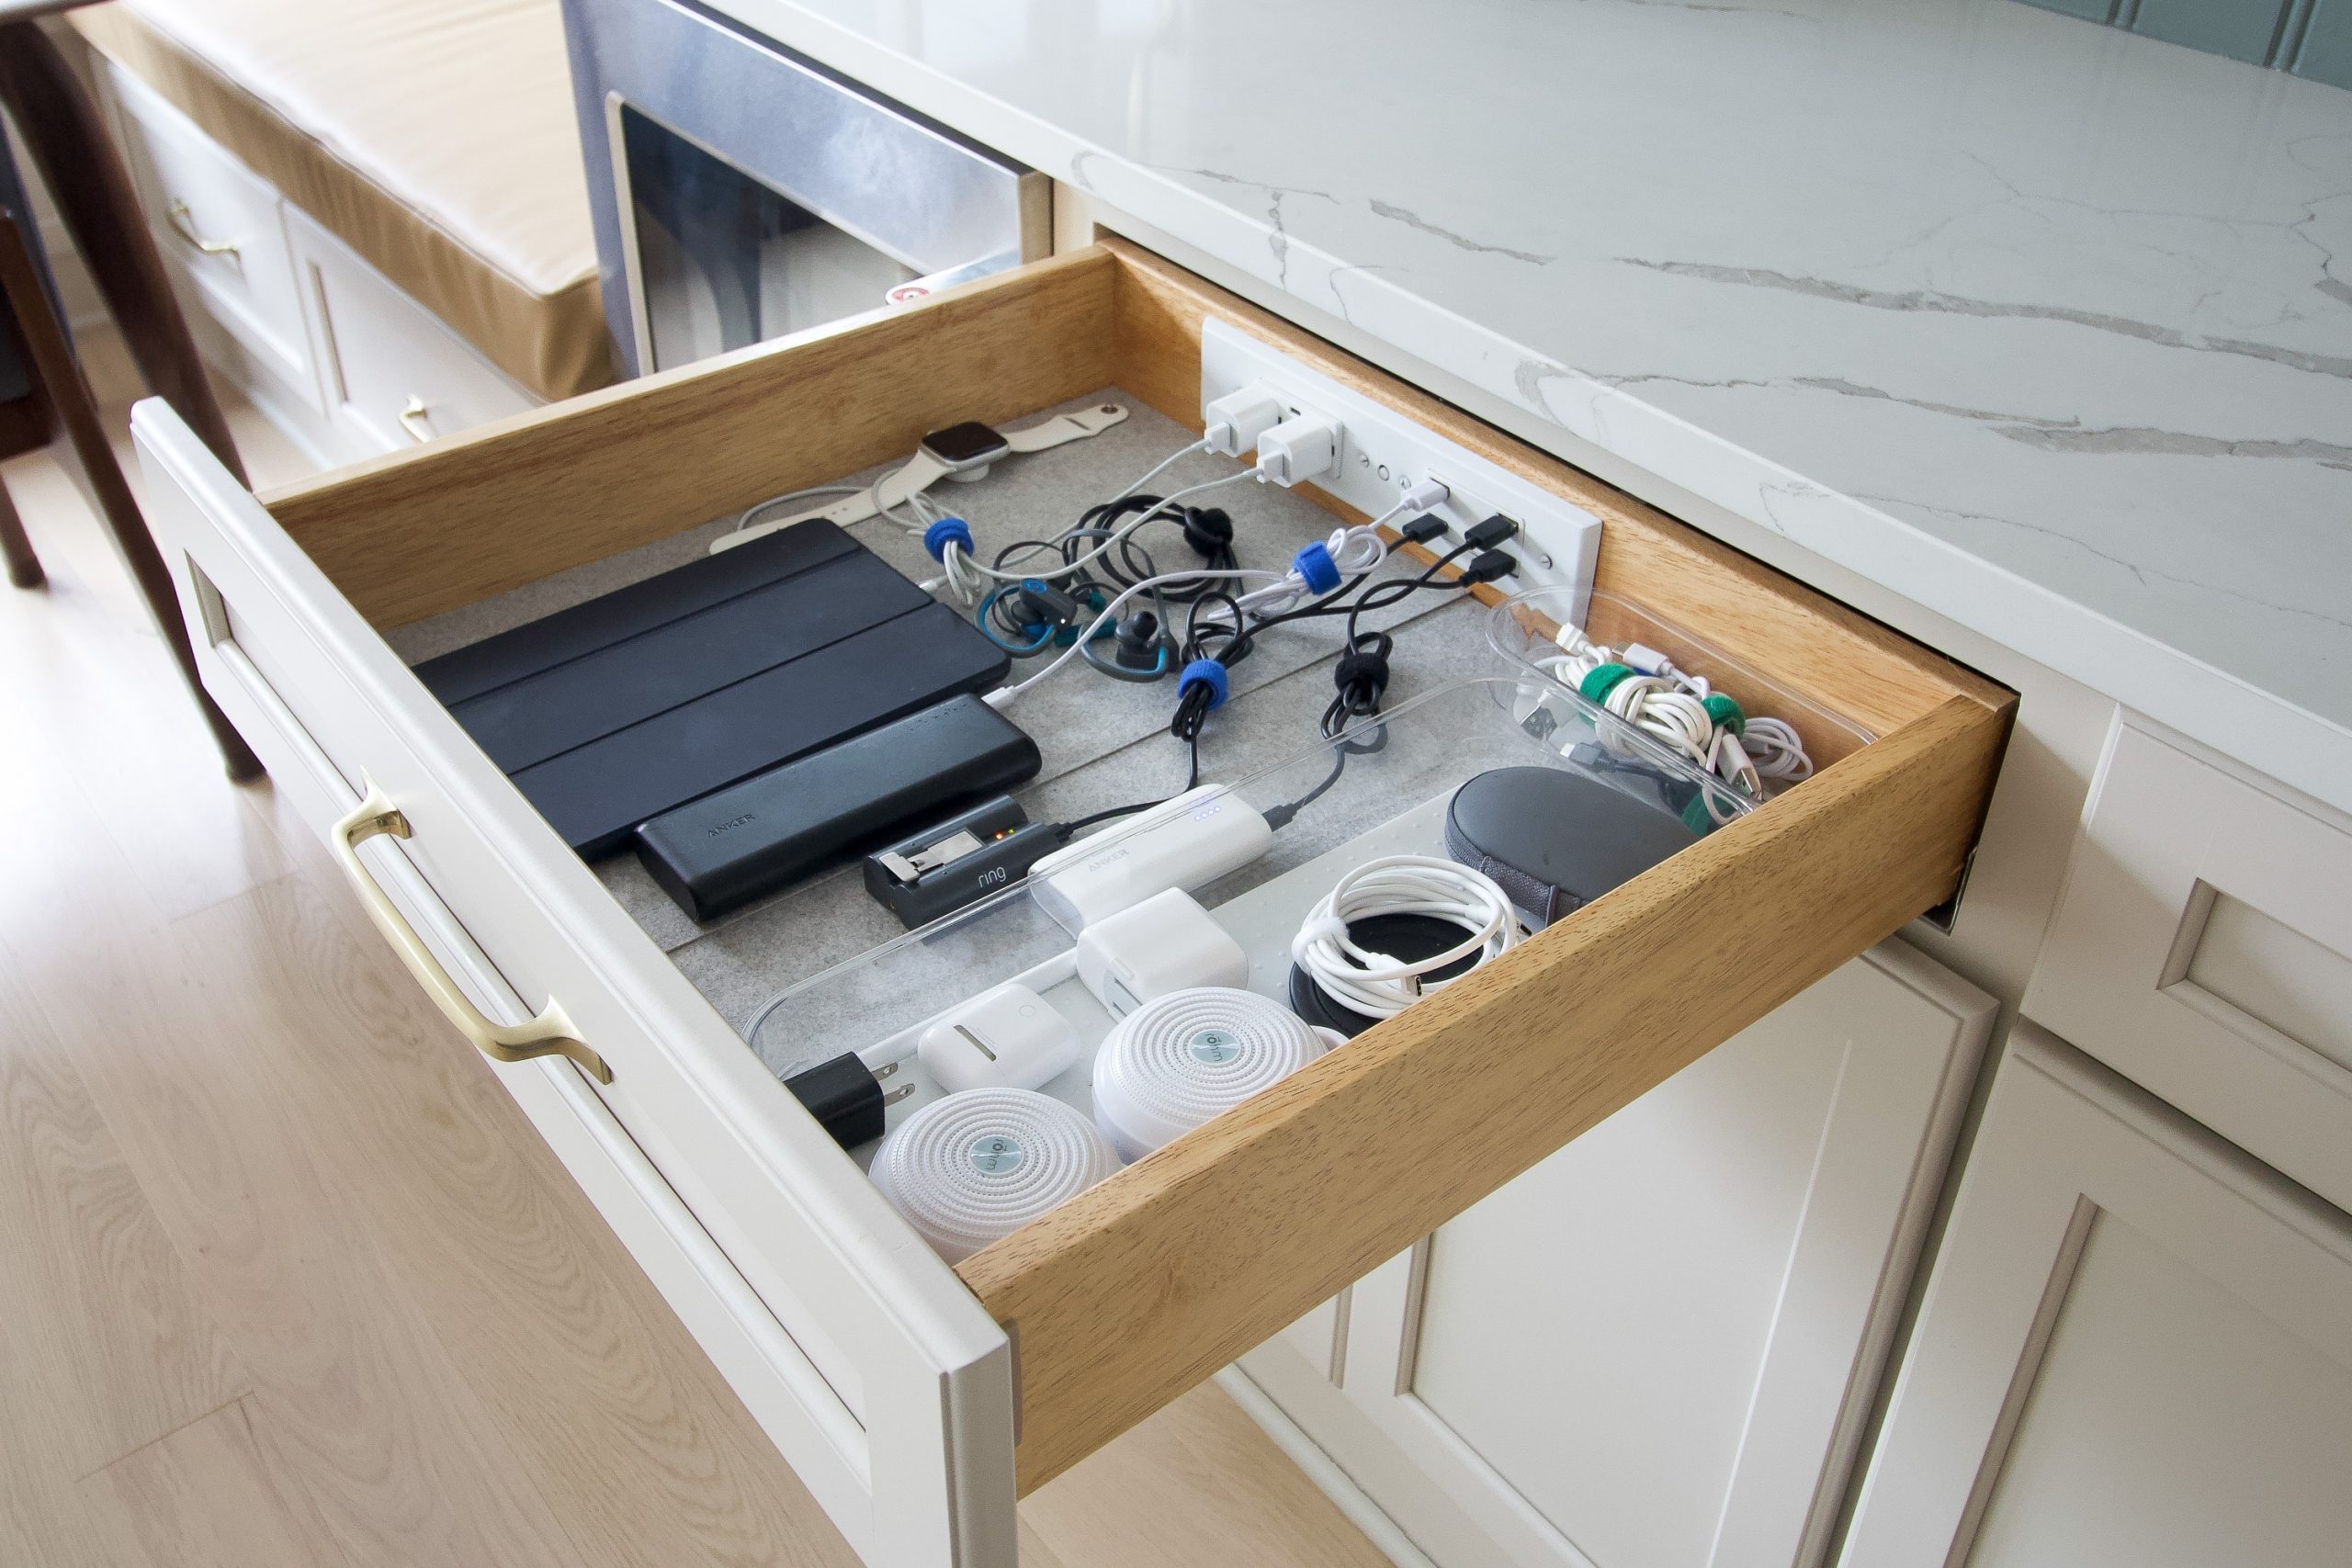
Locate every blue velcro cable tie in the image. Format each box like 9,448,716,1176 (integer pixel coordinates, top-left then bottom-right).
1293,540,1341,595
923,516,974,561
1178,658,1230,711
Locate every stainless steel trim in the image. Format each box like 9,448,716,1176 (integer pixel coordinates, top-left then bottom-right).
562,0,1047,376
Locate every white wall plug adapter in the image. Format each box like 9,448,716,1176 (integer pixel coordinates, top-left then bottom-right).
1076,889,1250,1019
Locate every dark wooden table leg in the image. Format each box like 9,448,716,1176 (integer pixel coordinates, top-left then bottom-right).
0,475,40,587
0,211,261,780
0,18,247,486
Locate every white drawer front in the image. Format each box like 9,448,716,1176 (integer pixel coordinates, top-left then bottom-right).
286,209,537,456
134,400,1015,1568
101,62,314,402
2026,719,2352,1212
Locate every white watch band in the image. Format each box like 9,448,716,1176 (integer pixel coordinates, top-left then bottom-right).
715,403,1130,552
1001,404,1128,453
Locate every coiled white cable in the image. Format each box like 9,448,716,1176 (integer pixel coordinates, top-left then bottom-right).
1739,716,1813,783
1541,623,1813,794
867,1089,1121,1261
1234,500,1415,615
1291,855,1524,1021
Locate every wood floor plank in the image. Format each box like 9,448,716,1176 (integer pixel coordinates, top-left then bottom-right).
1019,1385,1396,1568
0,1325,146,1568
0,960,246,1481
0,325,1393,1567
173,867,863,1568
82,1398,345,1568
3,843,582,1568
1017,1517,1075,1568
0,449,291,922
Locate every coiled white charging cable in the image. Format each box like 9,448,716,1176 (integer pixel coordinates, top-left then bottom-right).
1291,855,1524,1021
1537,624,1813,796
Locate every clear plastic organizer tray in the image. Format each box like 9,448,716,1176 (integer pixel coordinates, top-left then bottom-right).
1488,587,1873,799
748,672,1758,1162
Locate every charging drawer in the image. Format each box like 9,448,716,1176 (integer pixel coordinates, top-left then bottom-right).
134,235,2011,1568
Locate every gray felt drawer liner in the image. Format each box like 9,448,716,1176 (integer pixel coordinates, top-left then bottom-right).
387,389,1498,1060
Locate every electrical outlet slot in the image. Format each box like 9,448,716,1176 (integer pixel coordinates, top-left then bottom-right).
1200,318,1600,624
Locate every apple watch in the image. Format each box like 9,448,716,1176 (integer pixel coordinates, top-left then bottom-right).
920,420,1013,479
714,402,1130,552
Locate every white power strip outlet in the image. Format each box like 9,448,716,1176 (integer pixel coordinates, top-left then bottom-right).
1200,318,1599,622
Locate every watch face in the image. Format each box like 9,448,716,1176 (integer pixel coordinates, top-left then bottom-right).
920,421,1012,469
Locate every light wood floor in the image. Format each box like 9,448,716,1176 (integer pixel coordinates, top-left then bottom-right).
0,334,1395,1568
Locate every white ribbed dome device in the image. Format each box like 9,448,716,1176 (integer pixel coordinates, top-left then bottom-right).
1092,987,1331,1162
869,1089,1121,1261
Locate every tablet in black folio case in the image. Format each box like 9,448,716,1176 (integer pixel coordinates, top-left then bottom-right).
411,524,1012,855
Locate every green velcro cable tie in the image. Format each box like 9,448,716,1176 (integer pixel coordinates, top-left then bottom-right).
1681,792,1719,836
1702,693,1746,735
1579,663,1635,705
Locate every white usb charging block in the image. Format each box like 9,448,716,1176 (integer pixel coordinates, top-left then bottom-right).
1029,786,1275,931
1076,889,1250,1018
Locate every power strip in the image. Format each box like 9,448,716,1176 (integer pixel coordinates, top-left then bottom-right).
1200,318,1599,624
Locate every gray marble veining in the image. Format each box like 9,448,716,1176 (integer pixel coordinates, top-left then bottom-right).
709,0,2352,808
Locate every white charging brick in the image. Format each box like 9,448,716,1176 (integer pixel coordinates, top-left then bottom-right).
1200,318,1600,625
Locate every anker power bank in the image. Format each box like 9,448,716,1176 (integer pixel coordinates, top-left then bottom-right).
634,695,1042,922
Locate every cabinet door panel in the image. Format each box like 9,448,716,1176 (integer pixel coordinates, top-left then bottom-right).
2027,719,2352,1211
1842,1024,2352,1568
1238,941,1991,1568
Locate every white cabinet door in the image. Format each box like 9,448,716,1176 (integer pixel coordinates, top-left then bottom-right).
1841,1023,2352,1568
1237,940,1994,1568
2026,718,2352,1213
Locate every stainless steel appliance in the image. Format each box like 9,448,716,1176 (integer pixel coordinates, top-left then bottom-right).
560,0,1048,377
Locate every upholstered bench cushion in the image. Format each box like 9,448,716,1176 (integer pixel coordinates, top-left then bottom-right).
73,0,610,400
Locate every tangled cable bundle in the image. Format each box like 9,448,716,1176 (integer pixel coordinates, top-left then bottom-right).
1536,623,1813,797
1291,855,1524,1021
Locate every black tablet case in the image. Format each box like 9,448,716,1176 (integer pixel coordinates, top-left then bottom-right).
413,523,1011,856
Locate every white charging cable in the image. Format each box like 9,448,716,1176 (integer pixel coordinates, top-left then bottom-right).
1539,623,1813,795
1291,855,1523,1021
948,469,1260,586
731,484,866,540
1232,485,1440,615
1114,436,1211,502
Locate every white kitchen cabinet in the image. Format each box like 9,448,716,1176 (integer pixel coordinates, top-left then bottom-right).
1238,939,1995,1568
132,235,2007,1568
1839,1022,2352,1568
284,208,537,460
2026,716,2352,1214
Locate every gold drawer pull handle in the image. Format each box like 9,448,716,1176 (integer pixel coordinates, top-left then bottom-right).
398,396,434,444
333,781,613,1083
165,200,239,257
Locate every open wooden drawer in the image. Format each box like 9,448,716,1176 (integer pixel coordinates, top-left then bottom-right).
134,235,2011,1568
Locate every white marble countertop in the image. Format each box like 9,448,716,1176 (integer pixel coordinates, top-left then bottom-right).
714,0,2352,808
